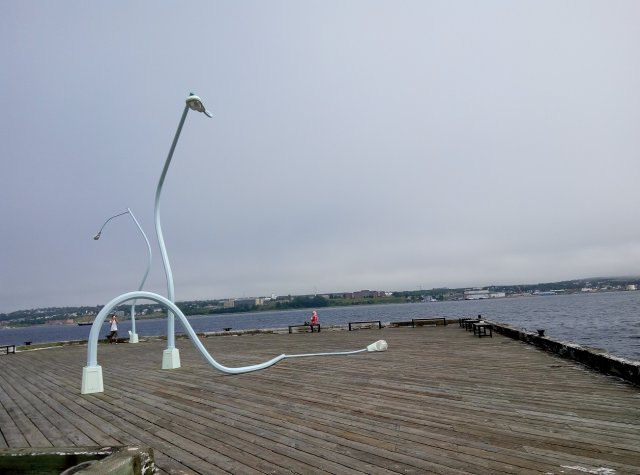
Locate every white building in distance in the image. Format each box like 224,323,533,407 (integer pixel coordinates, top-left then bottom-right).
464,289,506,300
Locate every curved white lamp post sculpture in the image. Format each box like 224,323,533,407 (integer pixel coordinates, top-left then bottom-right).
93,208,152,343
156,93,212,369
81,290,388,394
81,93,388,395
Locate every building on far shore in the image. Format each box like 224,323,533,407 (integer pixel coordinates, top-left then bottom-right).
229,297,266,309
464,289,506,300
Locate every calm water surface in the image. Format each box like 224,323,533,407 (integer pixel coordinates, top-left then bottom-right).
2,291,639,360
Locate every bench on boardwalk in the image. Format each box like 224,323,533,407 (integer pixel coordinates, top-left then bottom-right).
472,322,493,338
348,320,382,331
1,344,16,355
102,336,129,344
460,318,481,331
412,317,447,328
288,324,321,334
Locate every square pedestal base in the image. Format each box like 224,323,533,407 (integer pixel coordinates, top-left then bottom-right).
81,365,104,394
162,348,181,369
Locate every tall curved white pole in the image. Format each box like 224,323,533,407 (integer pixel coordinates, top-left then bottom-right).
154,104,188,369
81,290,388,394
154,94,211,369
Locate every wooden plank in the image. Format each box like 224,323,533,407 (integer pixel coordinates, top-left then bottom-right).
0,393,27,447
118,377,397,475
0,372,55,447
1,360,122,447
2,349,230,474
0,327,637,474
0,364,102,447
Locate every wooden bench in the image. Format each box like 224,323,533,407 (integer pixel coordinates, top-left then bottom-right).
1,344,16,355
348,320,382,331
461,318,481,331
288,324,321,334
473,322,493,338
103,336,128,344
412,317,447,328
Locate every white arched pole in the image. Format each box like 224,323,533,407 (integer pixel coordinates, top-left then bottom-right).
81,291,388,394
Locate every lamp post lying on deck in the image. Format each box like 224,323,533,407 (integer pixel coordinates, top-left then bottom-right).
155,93,212,369
81,291,388,394
93,207,151,343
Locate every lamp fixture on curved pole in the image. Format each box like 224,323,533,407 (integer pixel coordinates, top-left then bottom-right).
93,211,129,240
81,290,388,394
155,93,212,369
93,208,152,343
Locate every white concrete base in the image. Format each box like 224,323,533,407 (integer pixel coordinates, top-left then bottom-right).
162,348,181,369
81,365,104,394
128,332,139,344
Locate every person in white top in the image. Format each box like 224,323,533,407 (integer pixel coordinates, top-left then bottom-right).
108,314,118,344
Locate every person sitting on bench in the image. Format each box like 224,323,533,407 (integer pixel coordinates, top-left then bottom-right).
310,310,319,332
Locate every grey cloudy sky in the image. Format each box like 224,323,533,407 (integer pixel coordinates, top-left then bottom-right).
1,1,639,313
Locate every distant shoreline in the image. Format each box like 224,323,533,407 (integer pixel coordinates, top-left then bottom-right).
4,287,639,330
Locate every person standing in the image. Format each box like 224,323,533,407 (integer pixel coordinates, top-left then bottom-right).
310,310,319,332
108,314,118,344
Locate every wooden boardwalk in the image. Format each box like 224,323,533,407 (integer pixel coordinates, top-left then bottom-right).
0,326,639,474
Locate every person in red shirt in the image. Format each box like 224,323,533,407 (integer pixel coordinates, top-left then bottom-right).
310,310,319,331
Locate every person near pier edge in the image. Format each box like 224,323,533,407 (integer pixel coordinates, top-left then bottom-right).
310,310,319,331
108,313,118,344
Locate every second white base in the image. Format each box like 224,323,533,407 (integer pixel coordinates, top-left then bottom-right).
162,348,181,369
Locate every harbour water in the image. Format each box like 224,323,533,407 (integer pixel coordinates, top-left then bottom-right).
2,291,639,361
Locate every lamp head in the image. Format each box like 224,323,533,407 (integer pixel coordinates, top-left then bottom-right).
93,232,101,240
366,340,388,352
186,93,212,118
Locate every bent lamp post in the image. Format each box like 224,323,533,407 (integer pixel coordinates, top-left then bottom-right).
81,93,389,395
81,291,388,394
155,93,212,369
93,208,152,343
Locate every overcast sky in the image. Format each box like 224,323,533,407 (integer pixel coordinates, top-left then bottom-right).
1,1,639,313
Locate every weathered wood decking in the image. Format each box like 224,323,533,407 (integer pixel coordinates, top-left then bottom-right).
1,326,639,474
